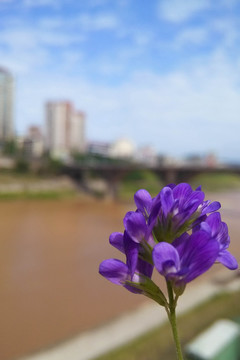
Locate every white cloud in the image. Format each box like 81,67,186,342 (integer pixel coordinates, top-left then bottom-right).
219,0,239,8
0,46,50,74
173,26,209,48
38,31,84,46
60,51,84,70
38,17,65,29
158,0,210,22
211,18,239,47
0,24,85,75
78,12,119,31
128,28,154,47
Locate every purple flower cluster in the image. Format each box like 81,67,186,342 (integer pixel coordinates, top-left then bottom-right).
99,183,238,301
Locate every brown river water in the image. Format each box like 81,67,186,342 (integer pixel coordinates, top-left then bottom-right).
0,193,240,360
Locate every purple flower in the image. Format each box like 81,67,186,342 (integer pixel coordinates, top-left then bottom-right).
152,230,220,287
199,212,238,270
99,230,166,304
148,183,220,242
123,211,148,244
99,257,153,294
99,183,238,301
134,189,153,218
99,230,154,294
109,232,125,253
123,210,156,255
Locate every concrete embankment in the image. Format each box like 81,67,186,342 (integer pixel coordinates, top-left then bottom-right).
20,273,240,360
0,175,83,199
0,176,75,193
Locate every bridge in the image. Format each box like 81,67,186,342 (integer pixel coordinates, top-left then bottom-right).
62,162,240,199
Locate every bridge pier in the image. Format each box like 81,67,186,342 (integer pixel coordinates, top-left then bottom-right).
105,178,119,200
153,168,178,185
102,169,128,200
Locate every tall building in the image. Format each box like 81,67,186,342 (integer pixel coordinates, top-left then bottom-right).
46,101,85,159
0,67,14,141
69,111,85,151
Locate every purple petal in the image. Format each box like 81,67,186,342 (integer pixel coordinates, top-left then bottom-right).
136,258,154,278
109,232,124,253
216,223,230,250
124,258,153,294
202,201,221,215
173,210,191,229
160,187,174,217
172,232,190,258
182,190,205,212
199,221,212,234
123,231,139,277
123,211,135,229
181,231,219,283
124,212,147,243
217,250,238,270
173,183,192,207
205,212,221,235
153,242,180,276
173,207,198,230
99,259,128,285
192,214,207,228
206,213,230,250
148,195,161,227
134,189,152,215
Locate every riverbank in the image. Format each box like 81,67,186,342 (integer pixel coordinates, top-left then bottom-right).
0,173,78,199
0,171,240,200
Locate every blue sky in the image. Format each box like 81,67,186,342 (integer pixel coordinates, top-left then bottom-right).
1,0,240,162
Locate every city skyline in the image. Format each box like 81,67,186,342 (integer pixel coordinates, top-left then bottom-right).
1,1,240,163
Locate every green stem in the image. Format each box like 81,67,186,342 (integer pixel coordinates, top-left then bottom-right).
168,306,184,360
166,281,184,360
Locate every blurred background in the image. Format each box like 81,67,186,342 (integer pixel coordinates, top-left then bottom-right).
0,0,240,359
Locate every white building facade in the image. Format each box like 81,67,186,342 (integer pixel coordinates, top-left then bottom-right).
0,67,14,141
69,111,85,152
109,138,135,159
46,101,85,159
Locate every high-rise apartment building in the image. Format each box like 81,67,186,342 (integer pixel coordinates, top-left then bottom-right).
46,101,85,159
69,110,85,151
0,67,14,141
